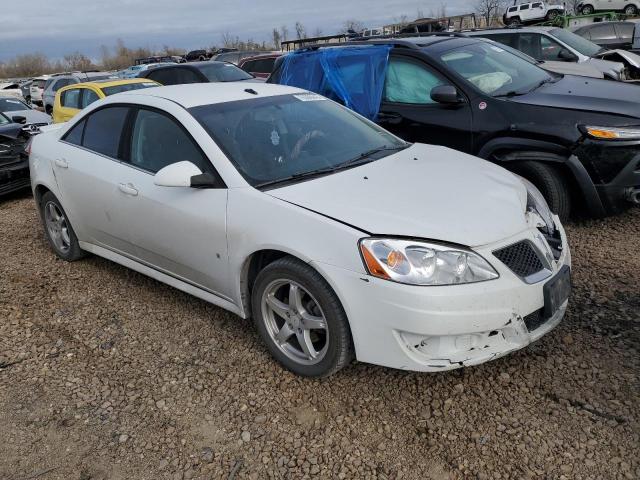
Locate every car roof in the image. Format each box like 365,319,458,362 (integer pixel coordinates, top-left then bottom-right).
65,78,159,90
467,26,556,35
118,82,305,108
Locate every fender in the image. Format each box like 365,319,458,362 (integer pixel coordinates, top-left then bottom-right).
478,137,606,217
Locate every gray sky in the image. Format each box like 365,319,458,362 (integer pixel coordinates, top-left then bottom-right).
1,0,469,61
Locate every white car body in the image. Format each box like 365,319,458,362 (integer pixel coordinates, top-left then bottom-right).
29,83,571,373
29,76,50,106
577,0,640,15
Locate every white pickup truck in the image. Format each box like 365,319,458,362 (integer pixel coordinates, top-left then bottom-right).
504,2,565,25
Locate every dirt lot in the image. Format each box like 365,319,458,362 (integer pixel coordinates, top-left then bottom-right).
0,191,638,480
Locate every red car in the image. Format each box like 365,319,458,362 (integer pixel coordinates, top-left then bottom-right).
238,53,282,79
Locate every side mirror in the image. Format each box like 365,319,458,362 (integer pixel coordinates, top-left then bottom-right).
154,161,209,188
558,49,577,62
430,85,464,105
12,115,27,124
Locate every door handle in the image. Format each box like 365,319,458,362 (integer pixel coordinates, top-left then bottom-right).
54,158,68,169
118,183,139,196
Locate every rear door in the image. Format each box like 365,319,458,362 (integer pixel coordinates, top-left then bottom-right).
52,105,137,254
112,106,230,296
378,53,473,153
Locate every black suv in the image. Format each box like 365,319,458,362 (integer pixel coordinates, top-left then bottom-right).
270,35,640,219
138,61,257,86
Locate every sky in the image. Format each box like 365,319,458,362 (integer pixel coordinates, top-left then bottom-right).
0,0,470,61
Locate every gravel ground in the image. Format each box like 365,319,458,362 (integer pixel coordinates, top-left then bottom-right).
0,190,638,480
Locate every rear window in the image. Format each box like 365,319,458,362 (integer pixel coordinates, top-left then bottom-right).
32,79,46,88
101,82,158,96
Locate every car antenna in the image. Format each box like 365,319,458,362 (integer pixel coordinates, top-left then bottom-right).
244,88,258,95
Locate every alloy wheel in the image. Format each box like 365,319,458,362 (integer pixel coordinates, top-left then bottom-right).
261,279,329,365
44,201,71,254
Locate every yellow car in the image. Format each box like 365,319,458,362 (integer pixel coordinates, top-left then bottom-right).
52,78,160,123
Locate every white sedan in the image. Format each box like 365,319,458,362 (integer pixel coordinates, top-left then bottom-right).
29,83,571,377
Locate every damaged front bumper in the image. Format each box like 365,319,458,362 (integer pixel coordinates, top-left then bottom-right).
313,218,571,372
573,140,640,214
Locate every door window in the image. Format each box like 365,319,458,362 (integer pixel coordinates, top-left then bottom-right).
128,108,209,173
81,89,100,108
61,88,81,108
614,23,634,40
383,57,448,104
520,4,530,10
588,24,617,41
82,106,129,158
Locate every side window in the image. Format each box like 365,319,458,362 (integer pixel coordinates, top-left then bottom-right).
254,58,276,74
61,89,81,108
539,35,565,61
128,109,209,174
532,2,542,8
508,6,517,12
589,24,617,41
383,57,448,104
520,4,530,10
175,68,203,84
615,23,635,39
241,60,256,72
81,89,100,108
63,119,86,146
146,69,184,85
82,107,129,158
52,79,71,92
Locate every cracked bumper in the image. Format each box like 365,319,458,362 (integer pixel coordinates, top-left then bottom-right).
313,221,571,372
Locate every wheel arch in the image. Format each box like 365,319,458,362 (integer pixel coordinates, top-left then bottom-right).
478,138,605,217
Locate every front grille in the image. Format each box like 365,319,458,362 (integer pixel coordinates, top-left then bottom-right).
493,241,544,278
523,309,546,332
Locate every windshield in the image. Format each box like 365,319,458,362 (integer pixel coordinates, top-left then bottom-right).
198,63,253,82
550,28,602,56
0,98,29,112
102,82,158,96
190,93,407,187
439,42,552,96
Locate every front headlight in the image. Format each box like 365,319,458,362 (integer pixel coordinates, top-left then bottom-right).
583,126,640,141
359,238,499,286
518,176,555,234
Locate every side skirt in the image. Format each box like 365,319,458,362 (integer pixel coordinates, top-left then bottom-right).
79,241,245,318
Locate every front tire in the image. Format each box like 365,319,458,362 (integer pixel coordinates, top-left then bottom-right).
251,257,354,377
40,192,85,261
546,10,560,21
624,5,638,15
509,161,572,221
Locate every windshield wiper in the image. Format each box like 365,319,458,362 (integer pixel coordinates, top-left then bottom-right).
494,90,527,98
255,144,409,189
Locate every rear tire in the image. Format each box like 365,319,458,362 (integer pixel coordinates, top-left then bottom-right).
624,5,638,15
40,192,85,261
546,10,560,21
251,257,354,377
509,160,572,221
581,5,594,15
507,16,521,26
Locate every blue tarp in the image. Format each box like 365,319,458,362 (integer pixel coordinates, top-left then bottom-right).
279,45,392,121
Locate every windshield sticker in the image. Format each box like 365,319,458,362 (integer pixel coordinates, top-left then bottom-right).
5,99,22,104
270,130,280,146
294,93,326,102
479,102,487,110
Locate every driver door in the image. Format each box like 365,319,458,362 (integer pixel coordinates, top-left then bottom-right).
378,54,473,153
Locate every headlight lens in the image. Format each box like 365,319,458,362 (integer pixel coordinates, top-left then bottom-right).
518,175,555,234
583,126,640,141
359,238,499,286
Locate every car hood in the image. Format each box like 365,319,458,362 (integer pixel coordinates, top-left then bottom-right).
540,60,604,79
583,56,625,76
510,75,640,119
267,144,528,247
6,109,51,124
